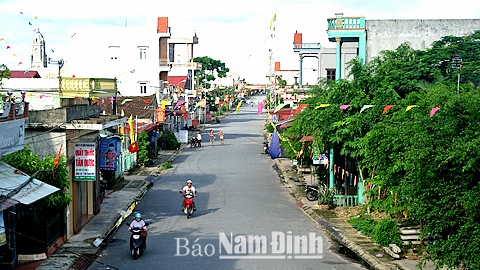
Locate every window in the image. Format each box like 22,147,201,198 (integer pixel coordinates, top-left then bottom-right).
326,69,336,81
138,46,148,60
140,83,147,94
109,46,120,60
139,49,146,59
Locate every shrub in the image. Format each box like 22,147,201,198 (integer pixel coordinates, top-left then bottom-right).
349,216,378,237
266,124,275,133
163,162,173,170
373,218,402,247
165,132,181,150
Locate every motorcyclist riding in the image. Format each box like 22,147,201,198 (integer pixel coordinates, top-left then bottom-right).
128,213,147,248
181,179,196,212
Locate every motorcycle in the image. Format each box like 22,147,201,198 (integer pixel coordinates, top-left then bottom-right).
181,192,195,219
263,141,269,154
126,222,150,260
305,185,319,201
190,137,198,148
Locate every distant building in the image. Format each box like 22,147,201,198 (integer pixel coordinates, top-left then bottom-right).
31,30,47,69
67,17,171,98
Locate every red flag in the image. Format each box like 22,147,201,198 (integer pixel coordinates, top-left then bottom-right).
53,144,63,178
6,46,11,49
143,100,150,103
128,141,139,153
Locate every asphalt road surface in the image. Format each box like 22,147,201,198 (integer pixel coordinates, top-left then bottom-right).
91,95,365,270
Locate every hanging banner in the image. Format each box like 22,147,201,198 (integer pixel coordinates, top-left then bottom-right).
75,143,96,181
99,138,119,171
156,107,165,122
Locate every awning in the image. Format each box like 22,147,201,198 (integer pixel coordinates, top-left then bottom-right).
0,162,60,211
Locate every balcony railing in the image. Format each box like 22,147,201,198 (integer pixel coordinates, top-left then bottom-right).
60,78,116,98
327,16,365,30
169,62,202,69
293,43,321,49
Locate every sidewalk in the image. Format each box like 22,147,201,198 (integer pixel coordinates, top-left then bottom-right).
32,109,234,269
272,158,441,270
34,149,182,270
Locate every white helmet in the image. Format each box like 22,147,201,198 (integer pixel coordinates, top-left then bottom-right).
186,179,192,184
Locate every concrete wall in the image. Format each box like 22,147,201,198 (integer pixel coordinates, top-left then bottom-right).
365,19,480,61
320,42,358,79
27,105,100,126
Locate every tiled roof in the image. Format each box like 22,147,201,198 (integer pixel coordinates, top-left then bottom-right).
9,70,41,78
92,95,157,120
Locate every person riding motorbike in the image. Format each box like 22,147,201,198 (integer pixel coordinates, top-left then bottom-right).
181,179,196,212
128,213,147,248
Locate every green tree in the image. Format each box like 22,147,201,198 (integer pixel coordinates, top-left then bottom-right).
1,146,71,208
193,56,230,89
137,131,149,165
283,31,480,269
0,64,10,87
276,75,287,88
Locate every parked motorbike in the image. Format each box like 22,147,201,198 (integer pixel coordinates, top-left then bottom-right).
126,222,150,259
305,185,319,201
263,141,269,154
190,137,198,148
181,193,195,219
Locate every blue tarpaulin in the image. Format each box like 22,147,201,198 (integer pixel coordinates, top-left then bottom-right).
269,131,281,159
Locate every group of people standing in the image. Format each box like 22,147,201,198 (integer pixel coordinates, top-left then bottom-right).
195,130,224,147
209,130,224,146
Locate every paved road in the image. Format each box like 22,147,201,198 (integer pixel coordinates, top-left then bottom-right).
91,95,365,270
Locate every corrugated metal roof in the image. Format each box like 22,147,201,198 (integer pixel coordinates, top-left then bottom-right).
0,162,60,209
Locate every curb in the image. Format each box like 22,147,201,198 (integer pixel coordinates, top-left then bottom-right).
93,181,151,247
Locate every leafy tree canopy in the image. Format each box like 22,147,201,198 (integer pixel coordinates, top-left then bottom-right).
282,31,480,269
1,146,71,208
0,64,10,87
193,56,230,88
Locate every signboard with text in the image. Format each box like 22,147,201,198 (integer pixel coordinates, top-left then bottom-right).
174,130,188,143
156,108,165,122
206,113,212,121
192,119,198,129
75,143,96,181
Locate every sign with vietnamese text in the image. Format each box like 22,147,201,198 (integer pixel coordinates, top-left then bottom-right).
75,143,96,181
0,118,25,157
174,130,188,143
157,107,165,122
192,119,198,129
206,113,212,121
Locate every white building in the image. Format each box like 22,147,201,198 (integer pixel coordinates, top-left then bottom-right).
66,17,171,97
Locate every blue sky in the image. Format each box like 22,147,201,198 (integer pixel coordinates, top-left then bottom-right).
1,0,479,84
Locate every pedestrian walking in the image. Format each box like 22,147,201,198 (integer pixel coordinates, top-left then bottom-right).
209,130,215,146
219,131,224,146
196,132,202,147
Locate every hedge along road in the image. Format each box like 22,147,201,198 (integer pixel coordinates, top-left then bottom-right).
90,95,366,270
